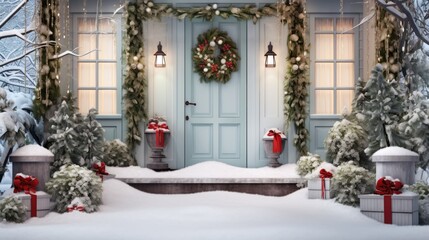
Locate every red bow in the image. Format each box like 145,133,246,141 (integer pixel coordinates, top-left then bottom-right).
319,169,333,179
93,162,108,175
374,177,403,224
267,130,282,153
14,174,38,194
148,122,169,147
319,169,333,199
374,177,403,195
14,174,39,217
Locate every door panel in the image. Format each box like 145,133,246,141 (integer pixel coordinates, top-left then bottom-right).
185,19,246,167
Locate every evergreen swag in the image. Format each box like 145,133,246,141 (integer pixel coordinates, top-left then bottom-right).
192,28,240,83
124,1,309,154
34,0,61,120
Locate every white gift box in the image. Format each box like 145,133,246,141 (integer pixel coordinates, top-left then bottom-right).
358,191,419,225
308,178,334,199
14,191,52,219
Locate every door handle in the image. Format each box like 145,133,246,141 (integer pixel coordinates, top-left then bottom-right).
185,100,197,106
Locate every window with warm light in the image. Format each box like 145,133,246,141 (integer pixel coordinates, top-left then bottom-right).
312,16,357,115
75,16,120,115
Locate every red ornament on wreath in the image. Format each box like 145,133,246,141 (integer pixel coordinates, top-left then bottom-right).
192,28,240,83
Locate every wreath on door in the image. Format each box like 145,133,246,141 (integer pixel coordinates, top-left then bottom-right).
192,28,240,83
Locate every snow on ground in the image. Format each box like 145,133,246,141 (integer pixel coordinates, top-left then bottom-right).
107,161,300,179
1,179,428,240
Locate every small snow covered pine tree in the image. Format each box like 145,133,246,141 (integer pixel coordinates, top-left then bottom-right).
361,64,404,157
76,108,105,168
296,153,322,177
396,91,429,169
48,100,84,174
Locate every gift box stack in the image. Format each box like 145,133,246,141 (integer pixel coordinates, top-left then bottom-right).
13,173,53,220
14,190,52,219
308,169,334,199
358,147,420,225
359,177,419,225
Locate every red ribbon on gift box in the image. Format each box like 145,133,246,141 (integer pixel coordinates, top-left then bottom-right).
319,169,333,199
148,121,169,147
13,174,39,217
374,177,404,224
267,130,282,153
92,162,109,181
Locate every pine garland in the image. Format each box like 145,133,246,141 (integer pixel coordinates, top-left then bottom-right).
280,1,310,156
124,1,309,154
33,0,61,119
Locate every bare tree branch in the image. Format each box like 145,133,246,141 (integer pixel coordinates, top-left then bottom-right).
0,0,29,28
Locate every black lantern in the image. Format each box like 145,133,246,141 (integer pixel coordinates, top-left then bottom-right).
154,41,166,68
264,42,277,68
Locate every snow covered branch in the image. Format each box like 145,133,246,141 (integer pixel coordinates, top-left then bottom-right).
51,49,98,60
0,0,29,28
377,0,429,45
0,24,36,44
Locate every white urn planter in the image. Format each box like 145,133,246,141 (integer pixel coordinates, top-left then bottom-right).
262,129,286,167
145,120,170,171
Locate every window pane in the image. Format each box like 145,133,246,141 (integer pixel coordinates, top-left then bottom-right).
337,90,354,114
99,63,116,87
78,63,96,87
78,34,96,60
315,63,334,88
337,34,354,60
99,34,116,60
315,18,333,31
78,18,96,32
315,90,334,114
316,34,334,60
337,63,355,87
78,90,96,114
337,18,354,32
98,90,117,115
99,19,115,32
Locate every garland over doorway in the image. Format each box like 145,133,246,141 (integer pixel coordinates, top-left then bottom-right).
124,0,309,156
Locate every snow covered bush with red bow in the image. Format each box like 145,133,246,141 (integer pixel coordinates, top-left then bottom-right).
46,164,102,213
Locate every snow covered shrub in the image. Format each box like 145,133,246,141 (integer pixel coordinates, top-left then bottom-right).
296,153,322,177
332,161,375,207
324,118,368,167
0,195,26,223
396,91,429,170
410,181,429,200
46,164,102,213
410,181,429,225
102,139,135,167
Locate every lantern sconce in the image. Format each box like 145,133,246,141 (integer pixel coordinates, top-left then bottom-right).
154,41,166,68
264,42,277,68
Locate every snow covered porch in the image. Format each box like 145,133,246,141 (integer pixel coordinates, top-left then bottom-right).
108,162,306,196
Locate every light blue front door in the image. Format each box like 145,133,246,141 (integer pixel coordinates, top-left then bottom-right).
184,19,247,167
